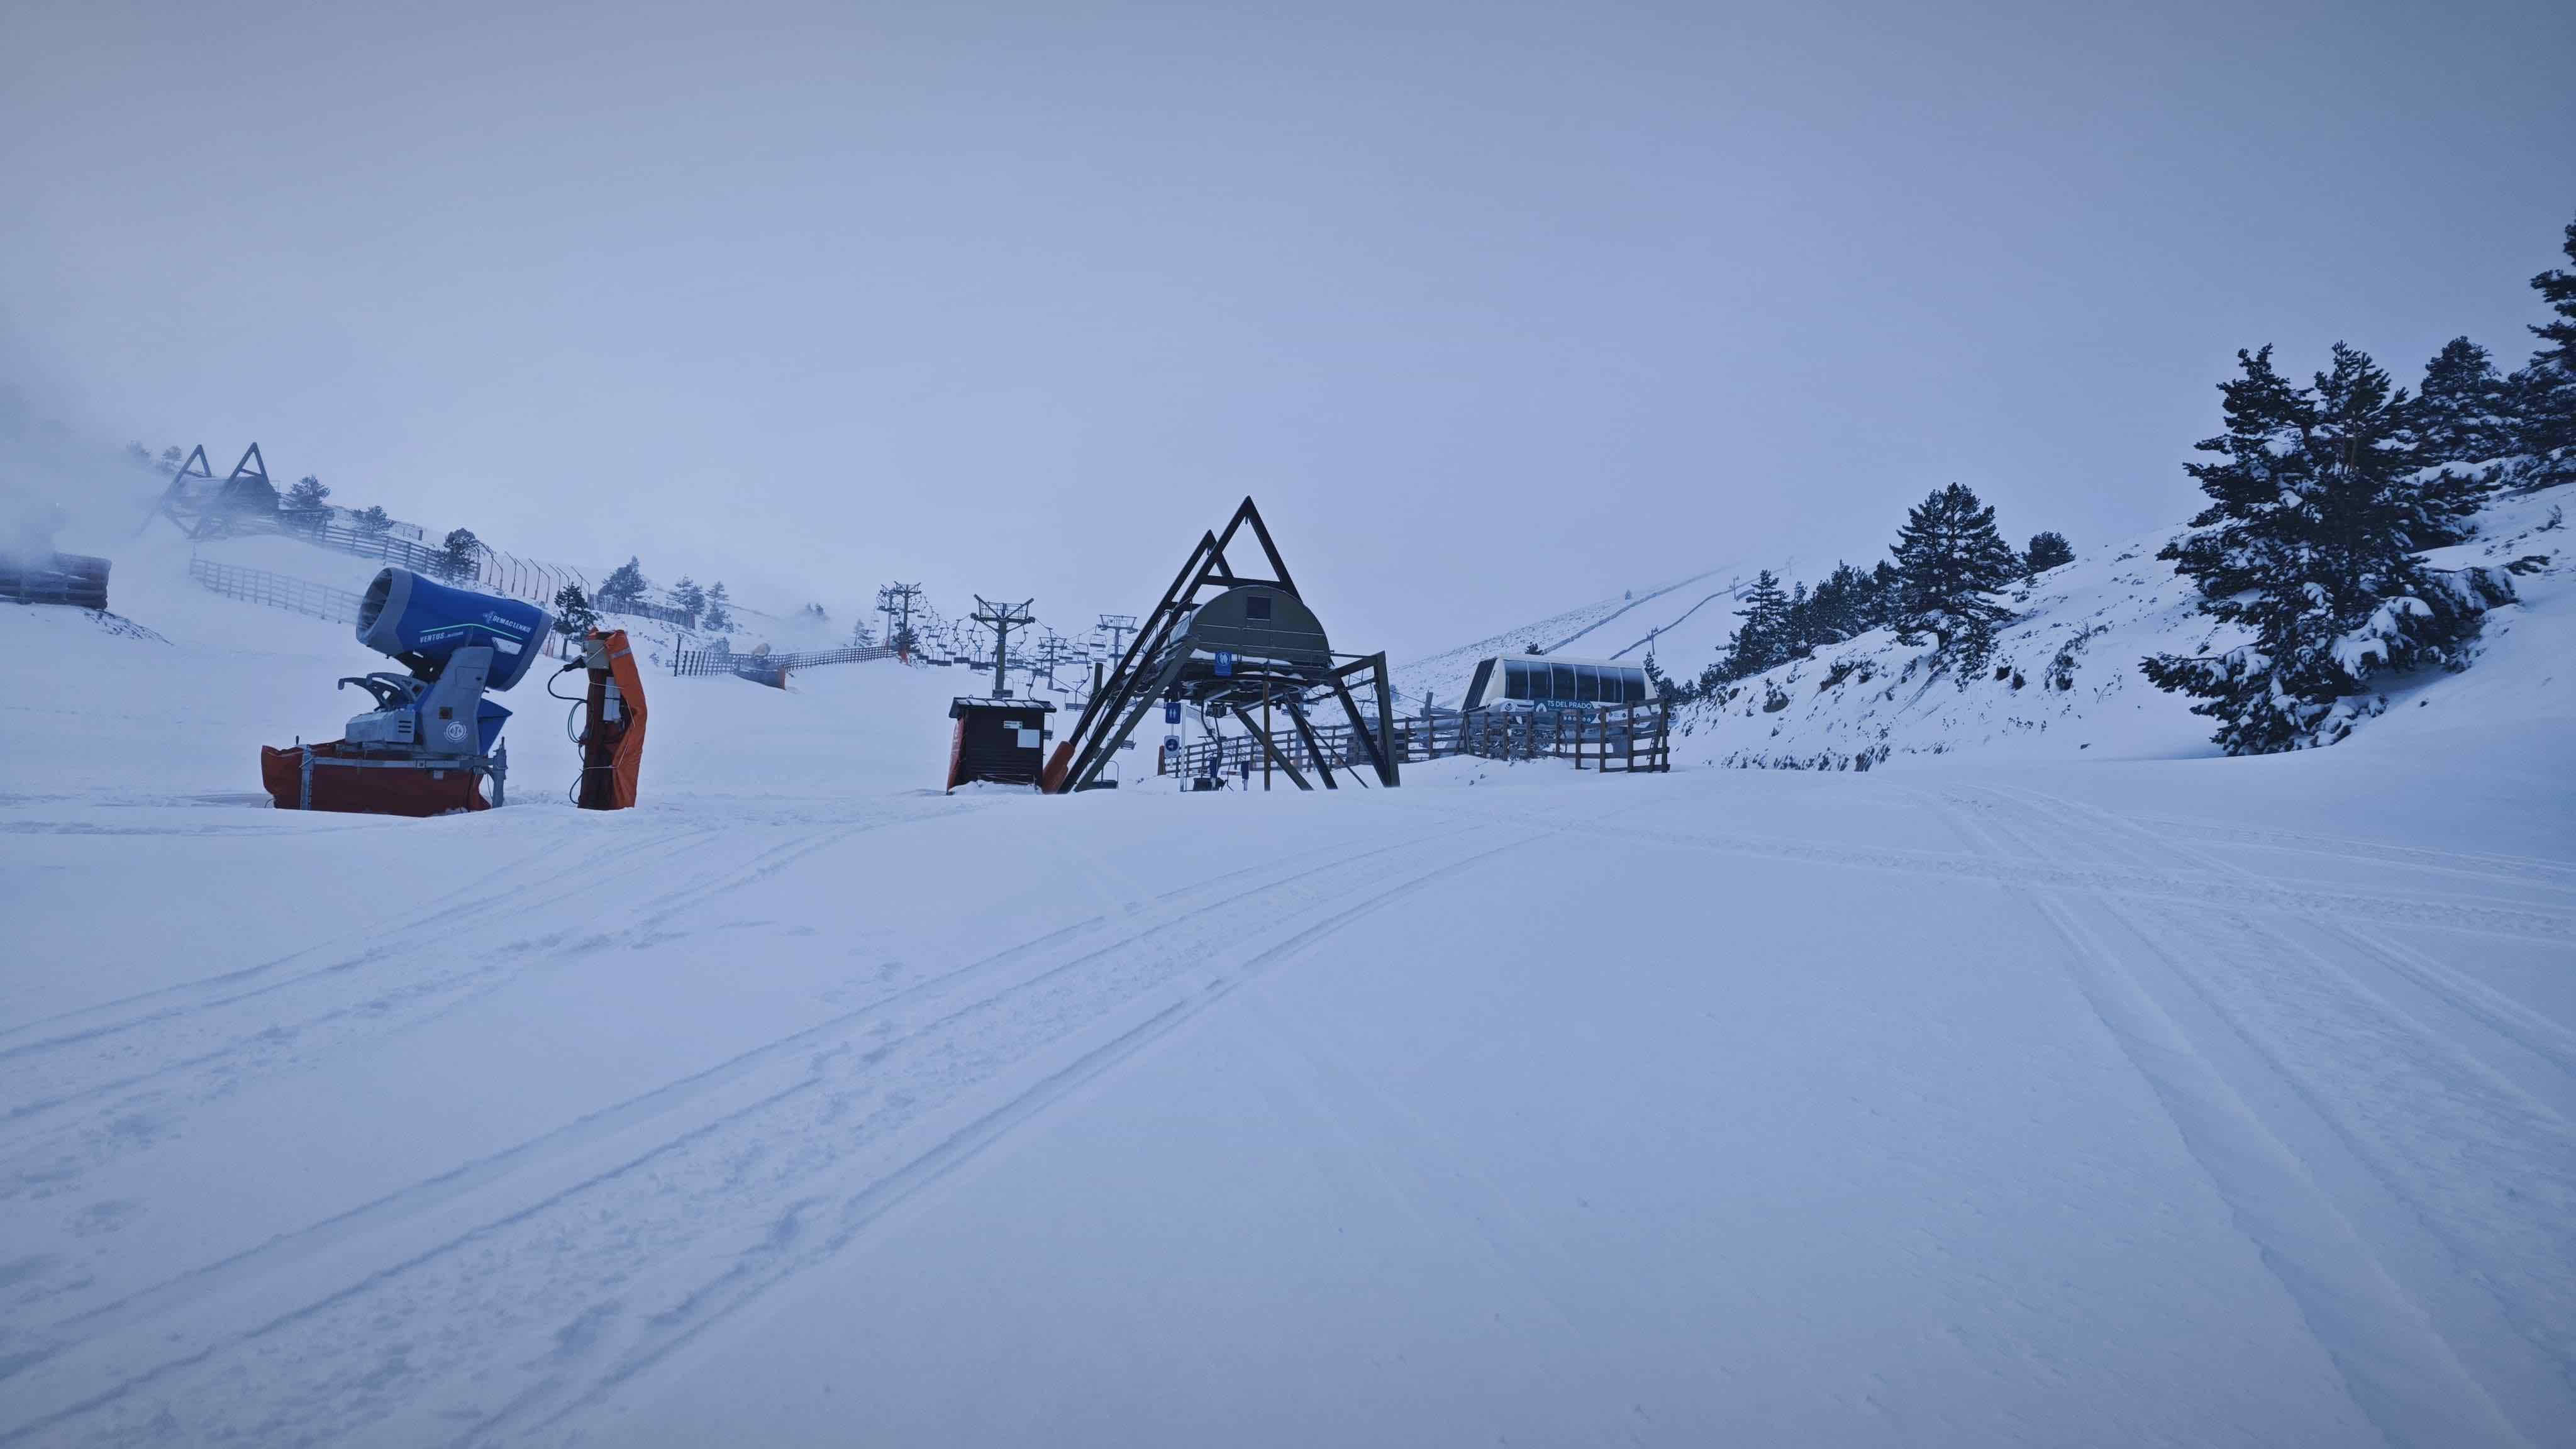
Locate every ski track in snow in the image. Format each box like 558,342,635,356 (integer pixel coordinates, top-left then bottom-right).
1415,802,2576,947
4,770,2570,1446
1917,782,2576,1448
0,806,965,1198
0,811,1557,1447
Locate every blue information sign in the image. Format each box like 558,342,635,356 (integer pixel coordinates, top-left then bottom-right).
1165,702,1182,724
1213,650,1235,677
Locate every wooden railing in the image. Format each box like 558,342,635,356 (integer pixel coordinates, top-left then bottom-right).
184,506,588,608
670,642,901,677
188,555,366,625
1162,699,1669,780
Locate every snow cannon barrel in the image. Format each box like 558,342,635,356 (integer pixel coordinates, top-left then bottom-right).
355,568,552,689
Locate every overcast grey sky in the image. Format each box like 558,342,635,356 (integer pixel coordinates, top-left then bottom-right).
4,0,2570,658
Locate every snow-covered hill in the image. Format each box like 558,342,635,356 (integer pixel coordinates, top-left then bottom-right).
1396,483,2570,770
1393,560,1761,707
1674,482,2572,769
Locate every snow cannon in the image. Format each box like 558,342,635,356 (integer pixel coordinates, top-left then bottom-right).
258,568,553,816
355,567,552,691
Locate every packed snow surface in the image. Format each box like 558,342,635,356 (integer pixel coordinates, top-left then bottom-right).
3,526,2573,1446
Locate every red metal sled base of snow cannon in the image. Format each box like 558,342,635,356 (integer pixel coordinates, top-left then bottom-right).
260,741,500,817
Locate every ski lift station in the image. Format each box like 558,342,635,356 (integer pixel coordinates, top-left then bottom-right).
1460,654,1652,712
1161,584,1333,710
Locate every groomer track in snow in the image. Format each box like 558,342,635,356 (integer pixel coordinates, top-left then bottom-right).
3,541,2573,1443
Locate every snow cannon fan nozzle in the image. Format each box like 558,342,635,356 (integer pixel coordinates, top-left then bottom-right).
355,567,551,689
257,567,553,816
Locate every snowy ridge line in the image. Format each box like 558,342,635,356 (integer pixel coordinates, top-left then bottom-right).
1926,793,2536,1449
1943,785,2575,1446
1392,567,1728,703
1599,578,1752,661
1534,565,1733,656
1411,802,2576,945
507,827,1555,1445
0,823,1502,1446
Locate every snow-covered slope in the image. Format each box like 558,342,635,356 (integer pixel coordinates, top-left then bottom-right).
1674,482,2572,769
1393,560,1758,707
3,500,2572,1447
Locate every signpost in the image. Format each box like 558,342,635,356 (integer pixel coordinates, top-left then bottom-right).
1213,650,1235,677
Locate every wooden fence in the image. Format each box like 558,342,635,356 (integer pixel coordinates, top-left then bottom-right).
184,553,586,660
183,506,587,608
1162,699,1669,782
189,555,365,625
670,642,901,677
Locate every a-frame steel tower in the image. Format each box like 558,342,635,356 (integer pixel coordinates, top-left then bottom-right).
1043,498,1399,794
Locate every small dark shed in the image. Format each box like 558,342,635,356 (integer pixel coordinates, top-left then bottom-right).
0,552,109,610
947,697,1057,791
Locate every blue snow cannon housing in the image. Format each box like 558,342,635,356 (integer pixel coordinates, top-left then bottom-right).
356,567,552,692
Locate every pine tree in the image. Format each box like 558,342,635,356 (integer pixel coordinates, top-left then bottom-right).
353,505,392,534
1782,581,1814,659
1889,483,2020,670
284,474,331,512
2412,337,2519,467
2407,338,2511,535
2023,531,2075,576
597,557,647,611
2145,344,2509,754
1791,563,1868,647
1641,650,1679,702
702,581,733,632
2512,214,2576,489
552,582,601,637
670,576,706,629
438,528,482,582
1865,561,1904,629
1721,569,1790,679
